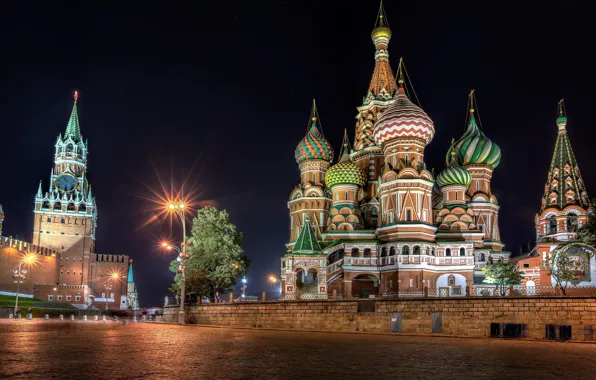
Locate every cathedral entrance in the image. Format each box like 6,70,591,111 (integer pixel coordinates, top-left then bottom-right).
352,274,378,298
296,268,318,295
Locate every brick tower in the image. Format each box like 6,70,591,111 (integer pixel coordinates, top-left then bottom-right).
32,91,97,286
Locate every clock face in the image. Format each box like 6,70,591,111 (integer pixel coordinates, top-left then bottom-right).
56,174,77,192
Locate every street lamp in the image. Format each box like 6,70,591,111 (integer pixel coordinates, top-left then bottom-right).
241,276,247,298
166,201,187,324
13,253,36,315
104,272,121,311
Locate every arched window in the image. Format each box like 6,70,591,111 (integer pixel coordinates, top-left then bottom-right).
567,214,578,232
431,248,435,256
479,253,485,261
413,246,420,255
363,249,371,258
402,245,410,255
406,210,412,222
460,247,466,256
61,217,65,224
371,207,378,217
448,275,455,286
351,248,359,258
389,246,396,256
548,216,557,234
67,144,74,153
381,247,387,257
445,248,451,257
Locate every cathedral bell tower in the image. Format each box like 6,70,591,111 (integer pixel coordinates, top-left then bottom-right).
33,91,97,286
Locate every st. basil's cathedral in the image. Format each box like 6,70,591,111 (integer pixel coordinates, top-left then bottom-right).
280,5,592,298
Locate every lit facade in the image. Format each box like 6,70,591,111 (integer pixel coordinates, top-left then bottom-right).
0,92,139,310
515,100,592,287
281,6,510,298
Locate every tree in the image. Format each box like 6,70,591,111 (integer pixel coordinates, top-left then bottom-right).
169,207,250,301
543,242,594,295
578,198,596,246
482,259,523,296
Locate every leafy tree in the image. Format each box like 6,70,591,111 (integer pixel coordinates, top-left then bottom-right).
169,207,250,301
578,198,596,246
543,242,594,295
482,259,523,296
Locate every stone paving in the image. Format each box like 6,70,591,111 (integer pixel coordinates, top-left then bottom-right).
1,320,596,379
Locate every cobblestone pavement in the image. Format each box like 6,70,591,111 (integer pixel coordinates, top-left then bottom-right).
1,320,596,379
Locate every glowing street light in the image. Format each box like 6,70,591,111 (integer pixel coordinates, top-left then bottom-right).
14,253,37,315
166,200,188,324
104,272,122,311
267,275,278,285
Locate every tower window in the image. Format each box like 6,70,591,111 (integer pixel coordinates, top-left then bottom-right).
61,217,65,224
402,245,410,255
460,247,466,256
47,217,51,222
446,248,451,257
406,210,412,221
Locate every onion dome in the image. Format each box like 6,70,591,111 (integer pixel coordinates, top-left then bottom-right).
294,100,334,164
556,99,567,131
454,91,501,168
436,141,472,188
373,64,435,147
325,131,367,188
371,3,392,43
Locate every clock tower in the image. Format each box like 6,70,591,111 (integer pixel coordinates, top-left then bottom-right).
33,91,97,286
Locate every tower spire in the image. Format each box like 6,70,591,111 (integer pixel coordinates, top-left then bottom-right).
64,90,82,142
36,181,43,199
339,129,351,162
368,1,396,99
557,99,567,132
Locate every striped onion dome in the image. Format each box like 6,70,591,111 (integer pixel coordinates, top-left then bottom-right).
373,85,435,147
325,136,367,188
436,164,472,188
295,119,334,164
454,109,501,168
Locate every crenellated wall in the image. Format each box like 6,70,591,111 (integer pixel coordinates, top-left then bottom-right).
164,297,596,341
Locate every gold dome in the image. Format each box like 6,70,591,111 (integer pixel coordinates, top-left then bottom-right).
371,25,392,41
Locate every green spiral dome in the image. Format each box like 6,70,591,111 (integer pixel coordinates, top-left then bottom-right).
436,165,472,188
454,111,501,168
325,146,367,188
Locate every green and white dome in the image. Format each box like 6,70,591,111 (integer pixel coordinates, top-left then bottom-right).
454,109,501,168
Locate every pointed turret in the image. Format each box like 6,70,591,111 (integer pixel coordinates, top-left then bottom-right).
539,100,589,212
367,1,397,102
64,91,82,142
128,259,134,283
291,217,322,255
87,186,93,202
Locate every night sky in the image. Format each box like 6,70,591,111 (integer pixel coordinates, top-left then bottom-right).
1,1,595,306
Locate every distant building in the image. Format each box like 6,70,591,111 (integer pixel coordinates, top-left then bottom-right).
280,5,510,298
0,92,138,310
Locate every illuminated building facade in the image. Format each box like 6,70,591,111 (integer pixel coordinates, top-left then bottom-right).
0,93,136,310
515,101,593,287
281,5,510,298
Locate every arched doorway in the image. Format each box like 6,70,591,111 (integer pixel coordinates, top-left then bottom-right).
525,280,536,295
352,274,378,298
296,268,318,294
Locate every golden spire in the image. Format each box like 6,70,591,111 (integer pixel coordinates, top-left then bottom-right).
310,98,317,123
397,57,405,86
469,89,475,114
371,1,392,42
340,129,351,162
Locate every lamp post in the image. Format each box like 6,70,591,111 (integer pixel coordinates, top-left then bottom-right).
240,276,247,299
104,273,121,311
167,202,187,324
13,253,36,315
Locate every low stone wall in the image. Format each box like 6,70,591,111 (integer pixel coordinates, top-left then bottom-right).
163,296,596,341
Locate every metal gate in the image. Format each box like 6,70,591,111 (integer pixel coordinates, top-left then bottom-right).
432,312,442,333
390,312,402,333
